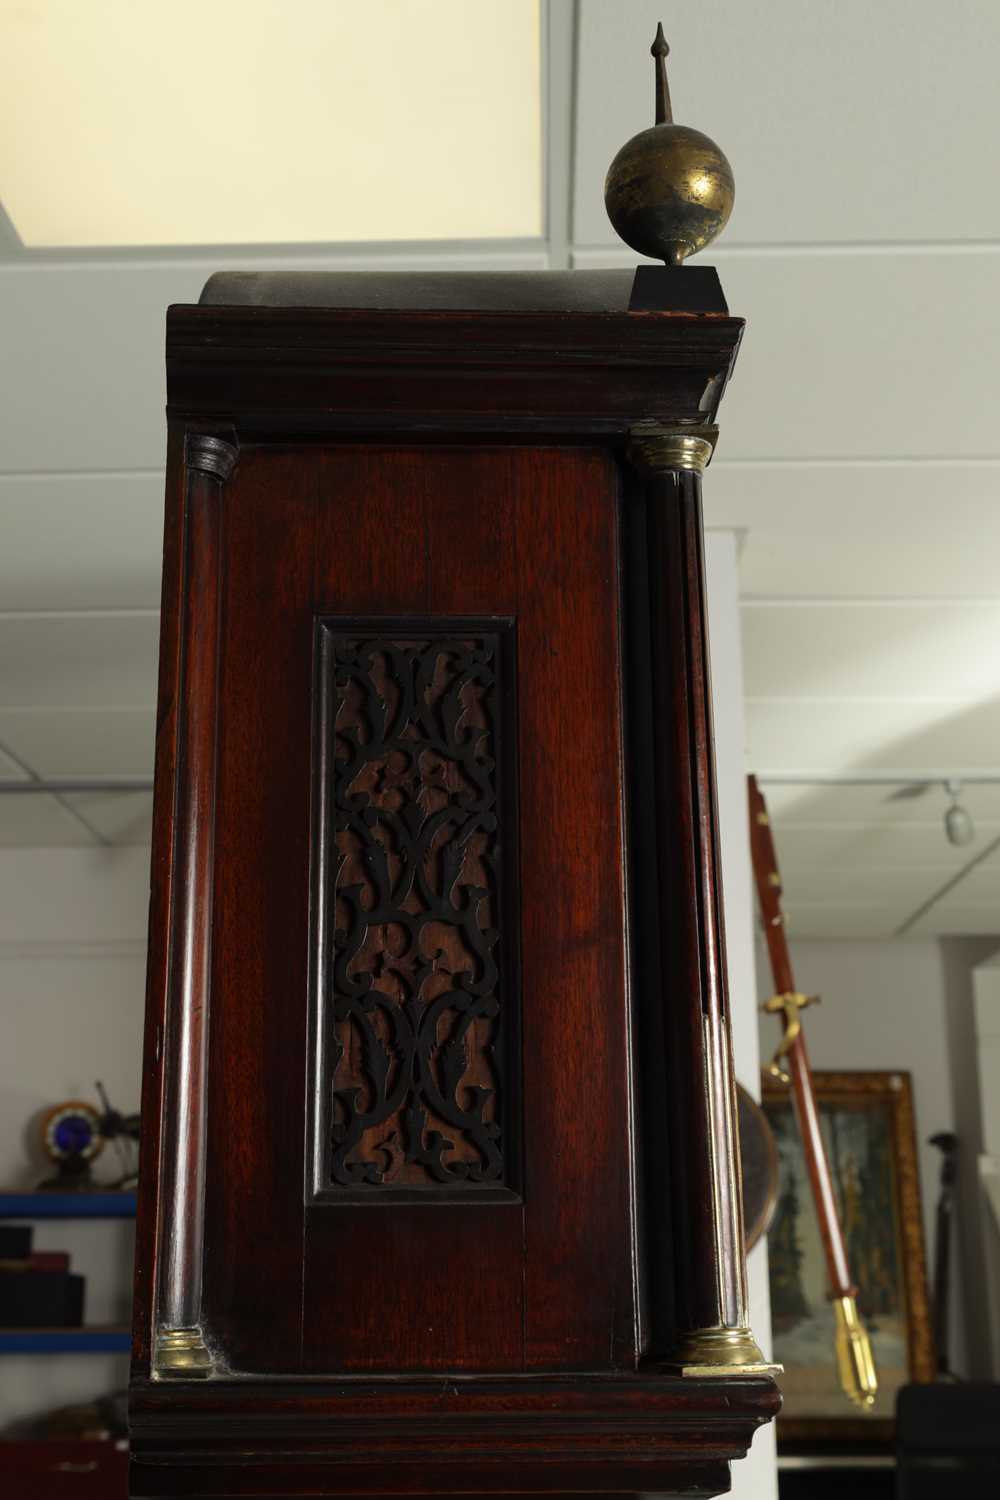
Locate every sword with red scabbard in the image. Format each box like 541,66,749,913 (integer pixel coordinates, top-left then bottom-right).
748,774,878,1409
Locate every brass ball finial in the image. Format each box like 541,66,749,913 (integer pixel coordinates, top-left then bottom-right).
604,24,734,265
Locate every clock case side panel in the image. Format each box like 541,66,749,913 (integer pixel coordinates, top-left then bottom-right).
129,301,779,1493
127,428,782,1494
131,423,236,1378
130,430,761,1375
165,439,640,1381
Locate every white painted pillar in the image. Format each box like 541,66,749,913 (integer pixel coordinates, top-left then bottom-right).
973,953,1000,1378
705,530,779,1500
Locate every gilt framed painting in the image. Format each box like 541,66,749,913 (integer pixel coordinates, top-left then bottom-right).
762,1070,934,1445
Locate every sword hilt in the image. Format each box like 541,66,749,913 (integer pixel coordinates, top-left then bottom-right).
761,991,819,1084
832,1294,878,1409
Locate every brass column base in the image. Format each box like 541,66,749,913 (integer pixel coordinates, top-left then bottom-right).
153,1325,213,1379
668,1326,782,1378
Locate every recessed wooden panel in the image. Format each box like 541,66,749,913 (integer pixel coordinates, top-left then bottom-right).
309,622,519,1200
200,444,637,1377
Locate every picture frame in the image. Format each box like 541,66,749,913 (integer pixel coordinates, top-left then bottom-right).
762,1070,935,1446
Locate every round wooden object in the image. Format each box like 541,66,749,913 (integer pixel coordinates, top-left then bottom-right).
738,1084,779,1251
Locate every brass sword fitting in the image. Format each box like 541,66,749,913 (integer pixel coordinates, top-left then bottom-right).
832,1294,878,1409
761,991,819,1084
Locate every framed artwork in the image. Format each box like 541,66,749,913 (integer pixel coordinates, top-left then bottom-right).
762,1070,934,1445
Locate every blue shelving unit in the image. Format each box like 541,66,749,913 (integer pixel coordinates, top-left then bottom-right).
0,1191,137,1219
0,1328,131,1353
0,1190,136,1353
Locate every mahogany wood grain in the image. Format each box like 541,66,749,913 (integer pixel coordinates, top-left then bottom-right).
165,305,744,442
641,471,751,1339
308,451,496,1375
195,443,636,1376
204,451,317,1370
130,1372,778,1497
151,435,236,1353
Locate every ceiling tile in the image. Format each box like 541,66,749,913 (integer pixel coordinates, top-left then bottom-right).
746,696,1000,774
773,864,958,907
907,907,1000,938
943,859,1000,906
770,820,1000,871
0,474,163,611
0,709,155,779
759,781,1000,826
742,602,1000,701
726,249,1000,463
0,263,197,471
0,792,96,847
782,905,907,940
706,460,1000,600
0,250,546,474
0,744,29,780
573,247,1000,464
574,1,1000,247
61,791,153,846
718,250,1000,462
0,613,159,709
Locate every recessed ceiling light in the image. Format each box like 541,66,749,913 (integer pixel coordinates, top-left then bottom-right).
0,0,542,249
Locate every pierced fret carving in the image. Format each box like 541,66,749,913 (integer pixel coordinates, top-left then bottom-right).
312,623,517,1196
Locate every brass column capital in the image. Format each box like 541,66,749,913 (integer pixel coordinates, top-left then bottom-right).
626,424,716,475
186,433,239,484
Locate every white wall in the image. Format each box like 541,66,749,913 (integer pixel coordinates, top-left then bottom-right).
973,952,1000,1376
706,531,778,1500
0,846,146,1425
941,935,1000,1377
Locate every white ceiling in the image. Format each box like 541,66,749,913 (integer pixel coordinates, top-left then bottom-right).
1,0,997,938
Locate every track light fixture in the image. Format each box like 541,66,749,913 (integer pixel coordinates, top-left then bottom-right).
943,780,975,847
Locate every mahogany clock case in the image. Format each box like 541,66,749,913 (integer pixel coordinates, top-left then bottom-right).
128,271,778,1498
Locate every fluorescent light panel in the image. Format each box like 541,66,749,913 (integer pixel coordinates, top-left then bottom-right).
0,0,542,248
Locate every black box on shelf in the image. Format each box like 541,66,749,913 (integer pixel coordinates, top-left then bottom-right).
0,1270,85,1327
0,1226,33,1259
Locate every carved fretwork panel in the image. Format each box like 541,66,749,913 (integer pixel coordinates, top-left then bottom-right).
309,621,519,1200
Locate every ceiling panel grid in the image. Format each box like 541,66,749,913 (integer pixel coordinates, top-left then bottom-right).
0,1,996,938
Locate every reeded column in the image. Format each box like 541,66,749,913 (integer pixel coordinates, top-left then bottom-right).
627,423,776,1376
153,433,237,1378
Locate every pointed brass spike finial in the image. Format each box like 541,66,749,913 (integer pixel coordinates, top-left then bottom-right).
604,25,734,266
652,23,672,124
